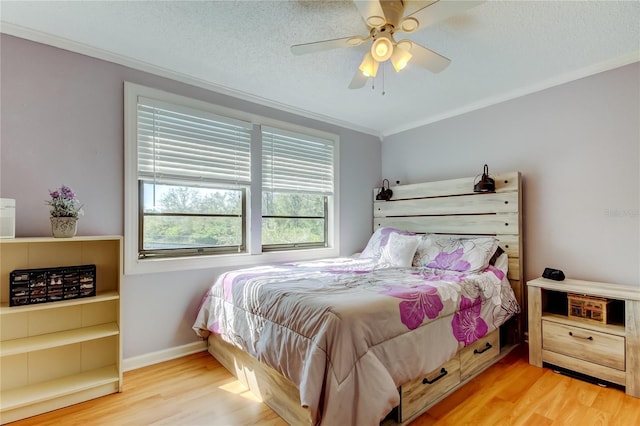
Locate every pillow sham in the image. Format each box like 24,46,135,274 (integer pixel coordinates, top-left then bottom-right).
378,232,421,267
413,235,499,273
360,227,415,260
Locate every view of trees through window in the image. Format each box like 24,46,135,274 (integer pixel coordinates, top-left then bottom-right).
262,192,326,246
141,183,326,251
141,183,243,250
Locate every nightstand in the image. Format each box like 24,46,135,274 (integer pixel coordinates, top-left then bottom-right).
527,277,640,397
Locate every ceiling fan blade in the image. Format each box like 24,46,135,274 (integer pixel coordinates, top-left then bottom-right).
405,41,451,73
291,35,369,55
353,0,387,28
348,68,369,89
400,0,485,33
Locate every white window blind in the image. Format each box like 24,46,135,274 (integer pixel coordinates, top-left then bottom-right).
137,97,252,185
262,126,334,195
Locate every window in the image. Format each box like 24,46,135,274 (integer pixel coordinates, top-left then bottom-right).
139,182,246,256
136,97,251,258
262,126,334,251
124,83,339,274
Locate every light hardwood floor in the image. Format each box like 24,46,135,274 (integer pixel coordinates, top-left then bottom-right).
6,345,640,425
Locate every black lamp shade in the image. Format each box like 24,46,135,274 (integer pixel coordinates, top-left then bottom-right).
376,179,393,201
474,164,495,192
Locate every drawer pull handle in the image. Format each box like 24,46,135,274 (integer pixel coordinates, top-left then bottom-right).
474,342,493,355
569,331,593,341
423,368,448,385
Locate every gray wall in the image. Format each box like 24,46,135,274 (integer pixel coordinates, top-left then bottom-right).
383,63,640,287
0,34,382,358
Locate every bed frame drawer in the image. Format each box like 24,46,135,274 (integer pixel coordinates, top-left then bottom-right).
460,329,500,380
399,357,461,422
542,319,625,370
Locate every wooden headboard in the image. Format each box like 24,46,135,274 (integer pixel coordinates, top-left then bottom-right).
373,172,524,344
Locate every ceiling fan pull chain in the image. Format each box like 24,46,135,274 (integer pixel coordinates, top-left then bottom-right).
382,63,386,96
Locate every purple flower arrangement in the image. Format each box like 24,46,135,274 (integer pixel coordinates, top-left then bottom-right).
46,185,84,218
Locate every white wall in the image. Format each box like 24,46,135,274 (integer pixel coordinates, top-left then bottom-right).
0,34,382,358
383,63,640,287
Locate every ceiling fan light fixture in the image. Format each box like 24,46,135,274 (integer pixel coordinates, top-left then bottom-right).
371,37,394,62
400,17,419,33
391,46,412,72
358,52,379,77
366,15,386,28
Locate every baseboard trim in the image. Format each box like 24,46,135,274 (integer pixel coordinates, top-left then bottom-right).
123,340,207,372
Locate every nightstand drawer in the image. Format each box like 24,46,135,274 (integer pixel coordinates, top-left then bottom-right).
542,320,625,370
460,329,500,379
399,357,460,422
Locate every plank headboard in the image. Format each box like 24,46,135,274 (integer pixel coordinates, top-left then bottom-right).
373,171,524,343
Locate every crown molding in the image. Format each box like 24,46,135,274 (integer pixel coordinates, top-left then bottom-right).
0,22,381,139
382,51,640,138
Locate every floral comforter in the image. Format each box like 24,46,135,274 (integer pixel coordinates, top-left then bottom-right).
193,257,519,425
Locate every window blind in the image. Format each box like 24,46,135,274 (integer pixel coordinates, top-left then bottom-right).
137,97,252,185
262,126,334,195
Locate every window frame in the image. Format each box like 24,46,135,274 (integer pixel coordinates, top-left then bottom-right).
261,125,335,252
138,180,248,258
124,82,340,275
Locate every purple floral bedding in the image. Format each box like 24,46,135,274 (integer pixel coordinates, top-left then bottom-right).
193,256,519,425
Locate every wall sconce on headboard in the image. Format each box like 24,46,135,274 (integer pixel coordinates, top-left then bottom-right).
473,164,496,193
376,179,393,201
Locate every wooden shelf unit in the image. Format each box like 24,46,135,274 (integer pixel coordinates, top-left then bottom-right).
527,277,640,398
0,236,123,424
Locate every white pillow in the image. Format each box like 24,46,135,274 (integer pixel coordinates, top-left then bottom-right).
378,232,421,267
360,227,416,260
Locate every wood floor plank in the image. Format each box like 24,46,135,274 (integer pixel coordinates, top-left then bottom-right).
610,396,640,425
466,396,515,426
516,412,553,426
590,387,625,416
5,345,639,426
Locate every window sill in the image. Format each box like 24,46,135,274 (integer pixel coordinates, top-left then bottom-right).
124,246,340,275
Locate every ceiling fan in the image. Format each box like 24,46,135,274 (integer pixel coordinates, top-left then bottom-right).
290,0,484,89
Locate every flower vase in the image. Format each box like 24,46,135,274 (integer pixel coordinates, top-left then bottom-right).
50,217,78,238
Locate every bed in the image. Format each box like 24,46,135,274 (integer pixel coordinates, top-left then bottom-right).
193,171,524,425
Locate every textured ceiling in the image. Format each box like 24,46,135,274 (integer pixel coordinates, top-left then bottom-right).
1,1,639,138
